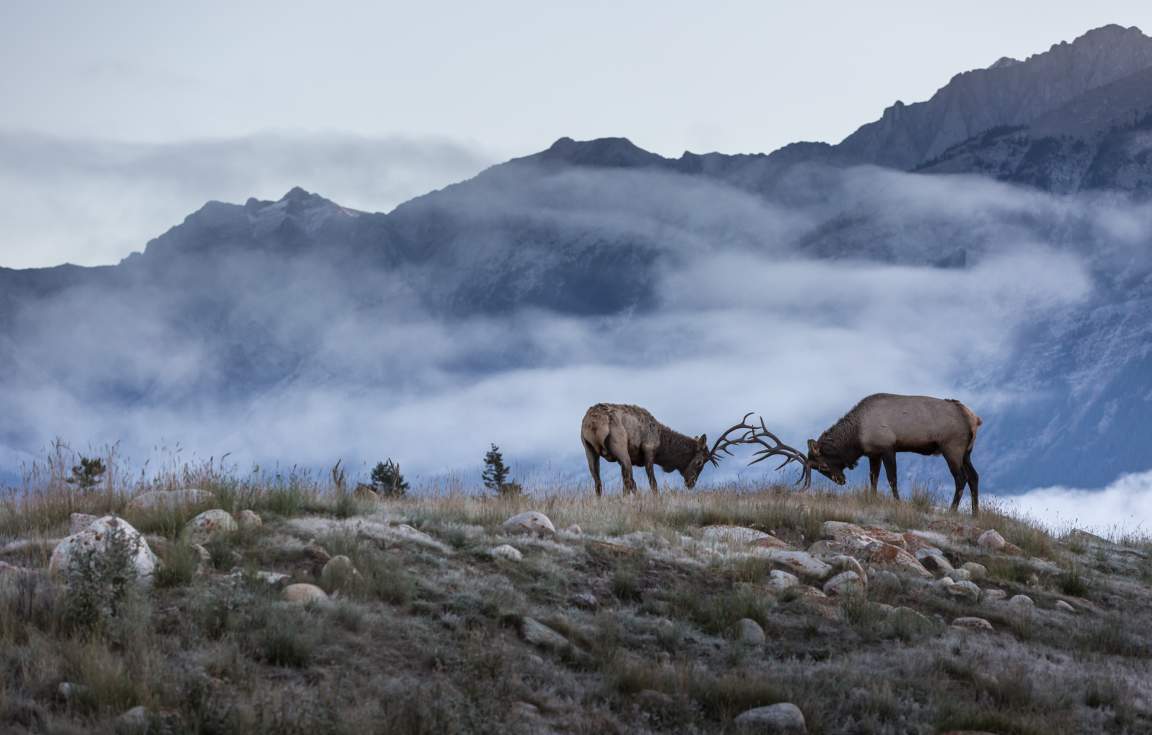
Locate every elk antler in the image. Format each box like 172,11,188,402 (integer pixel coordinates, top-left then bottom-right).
745,417,812,489
708,412,760,467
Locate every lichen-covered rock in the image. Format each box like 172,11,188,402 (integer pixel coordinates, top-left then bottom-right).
1008,594,1035,613
702,526,772,545
823,570,864,596
767,570,800,592
125,488,215,513
915,548,954,576
757,549,832,579
950,567,972,582
983,589,1007,602
826,554,867,581
960,562,987,580
977,529,1007,551
501,512,556,537
320,555,359,591
951,616,994,631
235,510,262,530
48,516,157,588
182,510,238,545
734,702,807,733
489,544,523,562
945,580,981,603
864,542,933,578
282,583,328,604
736,618,766,644
69,513,99,535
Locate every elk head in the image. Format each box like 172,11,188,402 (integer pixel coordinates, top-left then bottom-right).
680,433,711,489
805,439,847,486
710,414,812,489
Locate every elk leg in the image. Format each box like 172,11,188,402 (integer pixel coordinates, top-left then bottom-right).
882,452,899,500
963,450,980,516
583,440,603,497
607,434,637,494
868,456,881,495
643,449,658,495
945,450,967,512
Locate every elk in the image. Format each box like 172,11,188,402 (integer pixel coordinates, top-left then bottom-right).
774,393,983,514
580,404,803,495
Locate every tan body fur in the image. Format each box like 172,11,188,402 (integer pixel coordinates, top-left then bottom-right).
581,403,709,495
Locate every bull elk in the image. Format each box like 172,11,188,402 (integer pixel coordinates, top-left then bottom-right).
581,404,805,495
770,393,983,514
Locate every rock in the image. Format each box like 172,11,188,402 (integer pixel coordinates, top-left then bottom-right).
48,516,157,588
69,513,99,535
734,702,807,733
951,616,994,631
983,589,1007,602
767,570,800,592
823,571,864,597
1055,600,1076,613
870,569,903,593
702,526,772,545
565,524,583,535
864,542,933,578
927,519,985,543
320,555,359,591
125,488,215,513
861,526,907,547
950,567,972,582
821,521,866,543
191,544,212,575
118,706,148,730
304,542,332,564
229,569,291,589
282,583,328,604
736,618,766,644
751,535,793,550
977,529,1007,551
489,544,523,562
944,580,981,603
501,512,556,537
181,510,238,545
757,549,832,579
1008,594,1034,613
570,592,599,610
827,554,867,581
57,682,88,701
235,510,262,530
961,562,987,580
520,617,569,650
915,548,954,576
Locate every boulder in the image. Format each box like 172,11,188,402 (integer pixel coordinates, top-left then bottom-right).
915,548,954,576
736,618,766,645
960,562,987,580
757,549,832,580
282,583,328,604
501,512,556,537
320,555,359,591
489,544,523,562
752,535,793,550
951,616,994,631
819,521,875,551
48,516,157,588
569,592,599,610
229,569,291,589
826,554,867,581
950,567,972,582
125,488,215,513
823,570,864,597
564,524,583,535
520,617,569,650
191,544,212,575
861,526,907,547
182,510,238,545
766,570,800,592
983,589,1007,602
1008,594,1034,613
702,526,772,545
864,543,933,578
1054,600,1076,613
69,513,99,534
734,702,807,733
235,510,262,530
944,580,981,603
977,529,1007,551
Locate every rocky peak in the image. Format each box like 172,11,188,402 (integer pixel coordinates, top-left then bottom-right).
534,136,669,169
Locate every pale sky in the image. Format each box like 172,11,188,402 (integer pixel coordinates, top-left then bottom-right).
2,1,1151,266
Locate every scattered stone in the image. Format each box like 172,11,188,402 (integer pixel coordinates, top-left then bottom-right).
69,513,99,535
489,544,523,562
915,548,954,576
951,616,994,631
733,702,807,733
1008,594,1034,613
282,583,328,604
48,516,158,588
823,570,864,597
757,549,833,579
950,567,972,582
864,542,933,578
321,555,359,591
736,618,766,645
767,570,800,592
870,569,902,593
570,592,599,610
229,569,291,589
501,512,556,537
983,589,1007,602
977,529,1007,551
827,554,867,581
961,562,987,580
192,544,212,575
182,509,238,545
565,524,583,535
118,705,149,731
945,580,981,603
702,526,772,545
752,535,793,550
125,488,215,513
1054,600,1076,613
520,617,569,650
235,510,262,530
57,682,88,701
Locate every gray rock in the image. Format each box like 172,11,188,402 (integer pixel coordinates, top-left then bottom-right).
282,583,328,604
951,616,994,631
827,554,867,581
983,588,1007,601
978,529,1007,551
235,509,263,530
570,592,599,610
182,509,238,545
320,555,359,591
766,570,800,592
520,617,569,650
489,544,523,562
823,570,864,597
961,562,988,580
1008,594,1035,613
702,525,772,545
1055,599,1076,613
736,617,766,645
944,580,981,603
950,567,972,582
49,516,157,589
915,548,954,576
118,705,148,731
758,549,833,579
734,702,807,733
502,512,556,536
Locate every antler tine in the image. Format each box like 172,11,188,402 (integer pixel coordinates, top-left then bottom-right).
741,417,812,488
708,412,759,466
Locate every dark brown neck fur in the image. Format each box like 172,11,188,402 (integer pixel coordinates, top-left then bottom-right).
818,406,865,467
657,424,698,471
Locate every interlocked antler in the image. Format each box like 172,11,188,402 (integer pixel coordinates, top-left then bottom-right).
708,412,760,467
745,416,812,489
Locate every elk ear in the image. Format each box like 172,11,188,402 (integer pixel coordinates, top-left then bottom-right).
698,434,708,449
807,439,819,456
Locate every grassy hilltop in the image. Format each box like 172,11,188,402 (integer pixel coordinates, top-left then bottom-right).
0,456,1150,734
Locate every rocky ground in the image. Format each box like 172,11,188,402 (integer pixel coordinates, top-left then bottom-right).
0,479,1149,734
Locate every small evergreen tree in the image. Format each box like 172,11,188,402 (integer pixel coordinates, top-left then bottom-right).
370,459,409,497
481,444,510,493
67,456,106,493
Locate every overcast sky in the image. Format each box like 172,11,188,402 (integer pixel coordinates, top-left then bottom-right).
2,1,1151,267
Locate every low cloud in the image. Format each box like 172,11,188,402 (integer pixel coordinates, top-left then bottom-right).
1000,471,1152,536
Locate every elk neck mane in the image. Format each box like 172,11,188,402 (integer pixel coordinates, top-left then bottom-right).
817,400,867,459
657,423,699,470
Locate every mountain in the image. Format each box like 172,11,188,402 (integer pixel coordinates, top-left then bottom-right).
2,25,1152,492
